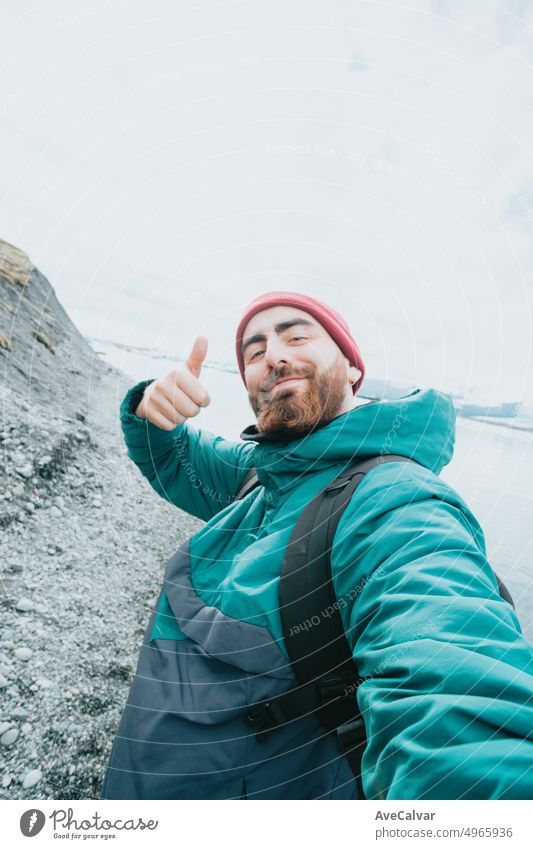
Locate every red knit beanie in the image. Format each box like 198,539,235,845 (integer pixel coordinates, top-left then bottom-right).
235,291,365,394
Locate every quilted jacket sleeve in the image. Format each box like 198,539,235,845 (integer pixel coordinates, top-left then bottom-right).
332,464,533,800
120,379,255,521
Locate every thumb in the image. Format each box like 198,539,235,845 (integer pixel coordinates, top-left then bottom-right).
185,336,208,378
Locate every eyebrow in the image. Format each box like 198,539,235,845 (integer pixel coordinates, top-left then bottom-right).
241,318,316,357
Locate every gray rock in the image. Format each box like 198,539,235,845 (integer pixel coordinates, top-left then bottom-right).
10,707,28,719
16,464,34,479
1,728,19,746
1,774,12,788
14,647,33,661
22,769,42,789
49,506,62,518
0,721,12,735
0,673,8,688
15,598,34,612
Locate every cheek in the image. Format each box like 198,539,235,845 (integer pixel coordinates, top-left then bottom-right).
244,366,260,392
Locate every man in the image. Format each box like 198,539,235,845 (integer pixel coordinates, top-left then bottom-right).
100,291,533,800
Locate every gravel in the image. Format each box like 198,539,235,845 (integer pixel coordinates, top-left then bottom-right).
0,364,202,799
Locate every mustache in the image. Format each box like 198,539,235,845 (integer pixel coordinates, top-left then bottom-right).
261,368,311,392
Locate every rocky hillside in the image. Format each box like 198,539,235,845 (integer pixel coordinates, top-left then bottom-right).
0,239,109,530
0,240,202,798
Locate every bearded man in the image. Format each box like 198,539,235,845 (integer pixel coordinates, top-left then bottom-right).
100,291,533,800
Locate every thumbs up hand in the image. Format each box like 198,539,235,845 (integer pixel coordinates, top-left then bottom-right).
134,336,211,430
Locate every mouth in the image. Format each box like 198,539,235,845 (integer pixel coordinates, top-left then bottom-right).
272,376,306,391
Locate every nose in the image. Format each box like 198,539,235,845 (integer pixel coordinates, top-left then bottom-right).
263,335,291,370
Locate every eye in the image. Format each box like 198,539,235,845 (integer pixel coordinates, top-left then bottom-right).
249,349,264,361
290,335,306,342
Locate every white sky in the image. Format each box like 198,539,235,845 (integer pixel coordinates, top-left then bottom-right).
1,0,532,403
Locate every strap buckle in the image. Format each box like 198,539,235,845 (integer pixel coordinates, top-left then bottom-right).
245,699,286,742
317,672,357,701
337,717,366,751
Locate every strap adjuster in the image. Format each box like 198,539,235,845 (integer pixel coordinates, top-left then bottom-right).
337,718,366,751
317,672,357,701
245,699,286,742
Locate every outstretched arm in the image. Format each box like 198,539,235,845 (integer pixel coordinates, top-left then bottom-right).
333,464,533,800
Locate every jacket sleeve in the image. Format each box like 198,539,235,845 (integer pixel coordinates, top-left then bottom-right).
332,465,533,800
120,379,256,522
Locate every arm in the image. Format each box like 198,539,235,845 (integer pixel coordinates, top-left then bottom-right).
332,465,533,800
121,379,255,522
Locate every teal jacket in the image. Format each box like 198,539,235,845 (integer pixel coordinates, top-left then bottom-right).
115,379,533,800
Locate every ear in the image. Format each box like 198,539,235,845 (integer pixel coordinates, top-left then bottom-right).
348,366,362,386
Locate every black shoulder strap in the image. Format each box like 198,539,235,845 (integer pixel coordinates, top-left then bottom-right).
280,454,418,793
280,454,416,684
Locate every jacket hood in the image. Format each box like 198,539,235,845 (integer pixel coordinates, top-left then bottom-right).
239,387,456,493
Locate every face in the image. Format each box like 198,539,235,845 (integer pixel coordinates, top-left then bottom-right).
241,306,361,436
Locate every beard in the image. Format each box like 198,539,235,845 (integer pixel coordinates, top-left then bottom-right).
250,352,349,437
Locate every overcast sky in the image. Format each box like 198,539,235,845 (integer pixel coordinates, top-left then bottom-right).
1,0,532,403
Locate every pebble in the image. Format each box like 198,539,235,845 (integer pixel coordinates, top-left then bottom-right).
10,563,24,573
1,774,12,788
15,598,34,612
24,502,35,513
22,769,42,789
49,506,62,518
0,721,12,735
0,673,8,688
16,464,33,479
1,728,19,746
35,678,53,688
53,496,65,508
11,707,28,719
14,647,33,662
0,663,12,677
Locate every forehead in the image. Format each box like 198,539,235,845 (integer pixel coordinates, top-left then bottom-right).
242,305,321,339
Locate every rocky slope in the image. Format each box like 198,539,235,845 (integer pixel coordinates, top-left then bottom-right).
0,240,202,798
